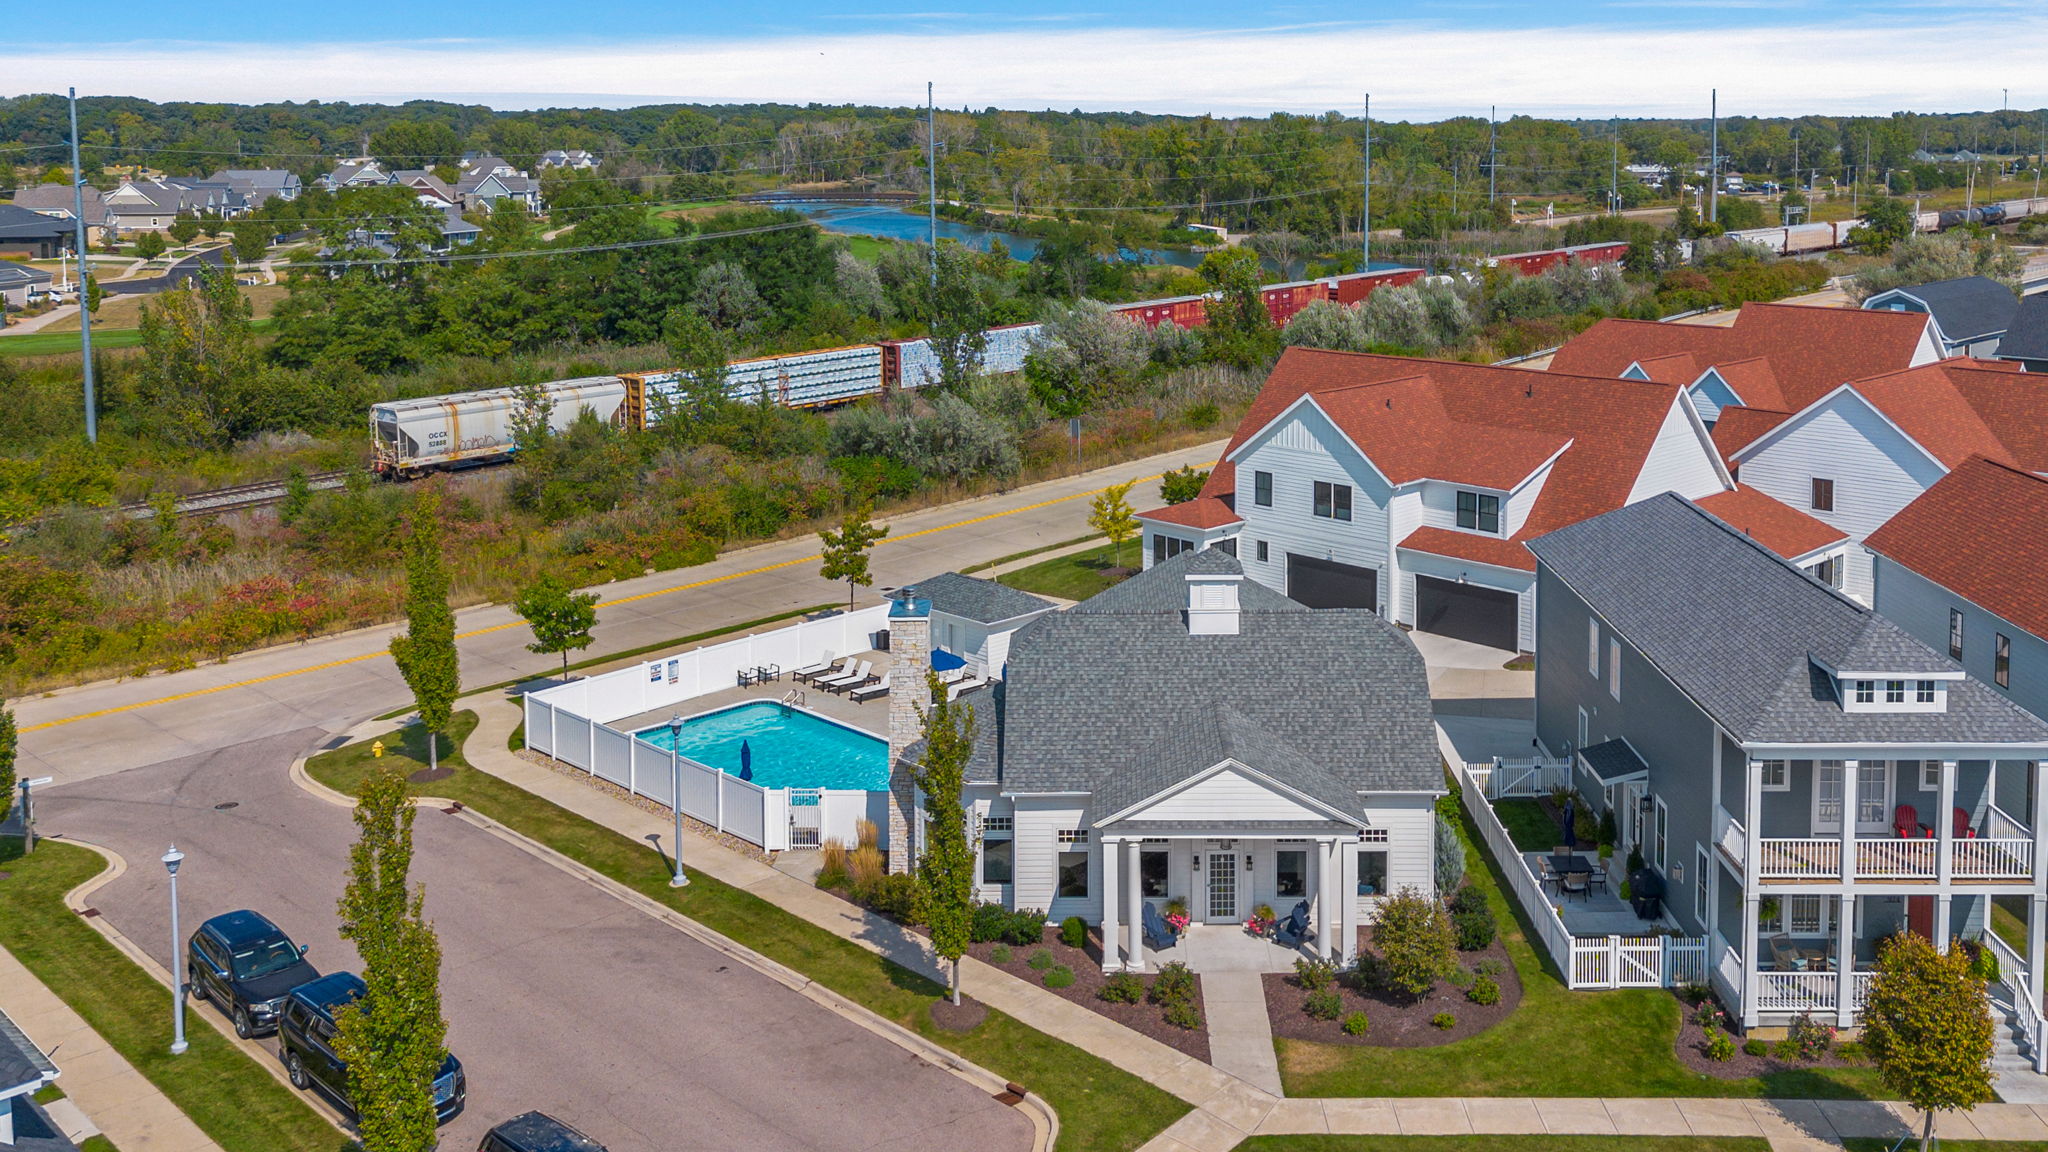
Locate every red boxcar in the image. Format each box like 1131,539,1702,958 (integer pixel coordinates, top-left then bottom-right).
1112,294,1209,330
1566,241,1629,266
1258,280,1328,326
1326,267,1426,305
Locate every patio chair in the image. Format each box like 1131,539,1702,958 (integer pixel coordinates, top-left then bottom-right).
1142,902,1179,950
1536,857,1559,894
1274,900,1313,948
797,657,852,685
789,656,836,681
1894,804,1925,839
1953,807,1978,839
1586,865,1609,893
947,676,988,700
849,673,891,703
1561,873,1588,901
936,665,971,685
814,659,872,691
1552,845,1574,859
1769,933,1801,972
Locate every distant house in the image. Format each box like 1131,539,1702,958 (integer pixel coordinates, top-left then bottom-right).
389,170,459,210
1868,456,2048,723
336,205,480,258
539,149,597,170
6,185,111,245
0,261,55,309
1912,148,1984,164
101,178,239,232
454,156,541,214
206,169,302,206
0,204,75,260
1999,296,2048,372
0,1004,74,1151
1862,275,2021,358
318,161,393,191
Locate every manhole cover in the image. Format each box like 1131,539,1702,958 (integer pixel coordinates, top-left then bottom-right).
214,801,240,810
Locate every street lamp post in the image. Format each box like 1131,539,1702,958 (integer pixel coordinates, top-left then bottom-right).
668,714,688,887
163,846,188,1055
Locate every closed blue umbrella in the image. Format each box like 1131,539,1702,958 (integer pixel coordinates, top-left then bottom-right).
1562,798,1577,851
740,739,753,782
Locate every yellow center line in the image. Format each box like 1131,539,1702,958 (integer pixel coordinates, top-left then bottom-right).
23,468,1181,733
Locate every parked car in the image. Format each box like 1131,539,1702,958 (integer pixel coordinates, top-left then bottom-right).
187,909,319,1038
278,972,466,1124
479,1112,608,1152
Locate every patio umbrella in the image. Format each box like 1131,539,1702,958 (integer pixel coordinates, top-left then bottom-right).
739,739,754,782
1561,798,1577,850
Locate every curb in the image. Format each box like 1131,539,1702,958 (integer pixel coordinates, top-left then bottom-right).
291,744,1058,1152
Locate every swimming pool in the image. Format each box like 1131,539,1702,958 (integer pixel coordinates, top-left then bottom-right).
634,702,889,791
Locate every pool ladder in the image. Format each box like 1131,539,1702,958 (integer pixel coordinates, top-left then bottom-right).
781,688,806,708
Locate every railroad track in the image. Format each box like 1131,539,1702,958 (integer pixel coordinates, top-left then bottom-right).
116,469,358,520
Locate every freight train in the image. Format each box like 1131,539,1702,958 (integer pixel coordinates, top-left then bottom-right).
1714,196,2046,258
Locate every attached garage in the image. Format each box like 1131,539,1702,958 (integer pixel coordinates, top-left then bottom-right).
1414,575,1519,650
1286,554,1379,611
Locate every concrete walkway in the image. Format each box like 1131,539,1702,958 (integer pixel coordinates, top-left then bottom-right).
0,941,223,1152
1200,974,1282,1097
453,695,2048,1152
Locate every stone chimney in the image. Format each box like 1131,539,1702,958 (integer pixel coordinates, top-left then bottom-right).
1185,571,1244,636
885,589,932,873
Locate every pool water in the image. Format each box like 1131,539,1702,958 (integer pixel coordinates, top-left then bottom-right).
635,702,888,791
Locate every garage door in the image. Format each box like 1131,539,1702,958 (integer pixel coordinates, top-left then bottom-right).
1414,575,1519,650
1286,554,1378,610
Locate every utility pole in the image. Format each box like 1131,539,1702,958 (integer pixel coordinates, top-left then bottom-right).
1610,116,1619,214
1361,95,1372,272
1487,106,1498,205
1708,89,1720,225
926,82,937,296
69,87,96,444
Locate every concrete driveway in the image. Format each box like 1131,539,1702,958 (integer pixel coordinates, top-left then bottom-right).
39,732,1030,1152
1406,630,1539,766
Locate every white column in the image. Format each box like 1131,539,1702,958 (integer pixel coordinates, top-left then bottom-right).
1320,838,1342,961
1937,760,1958,896
1835,894,1857,1027
1101,836,1121,973
2031,758,2048,1016
1125,839,1145,972
1840,759,1860,883
1740,894,1761,1029
1339,839,1360,965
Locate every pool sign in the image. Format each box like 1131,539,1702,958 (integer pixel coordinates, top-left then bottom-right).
648,664,662,683
667,659,680,684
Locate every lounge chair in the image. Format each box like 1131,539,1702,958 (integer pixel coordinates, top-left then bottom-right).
936,665,971,685
1142,902,1179,950
789,656,837,682
1770,933,1801,971
798,657,853,686
1894,804,1925,839
849,674,891,703
947,675,988,700
1953,807,1978,839
1274,900,1313,948
814,659,872,691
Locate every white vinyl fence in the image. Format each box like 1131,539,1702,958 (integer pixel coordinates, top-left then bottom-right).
1457,763,1706,990
523,606,893,852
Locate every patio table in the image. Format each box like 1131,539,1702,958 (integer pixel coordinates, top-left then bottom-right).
1547,854,1594,877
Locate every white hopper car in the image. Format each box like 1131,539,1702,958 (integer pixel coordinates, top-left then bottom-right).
371,376,627,476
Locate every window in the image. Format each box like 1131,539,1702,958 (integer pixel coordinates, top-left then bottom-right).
981,840,1013,885
1456,490,1501,534
1357,850,1388,897
1588,618,1601,677
1916,680,1937,704
1140,849,1169,898
1276,849,1308,898
1153,535,1194,564
1996,633,2012,689
1695,846,1710,924
1787,895,1828,935
1056,828,1089,845
1854,680,1875,704
1949,608,1965,659
981,815,1013,834
1254,470,1273,507
1608,639,1622,700
1256,540,1269,563
1576,706,1590,751
1885,680,1906,705
1810,477,1835,512
1654,798,1669,872
1809,555,1842,588
1760,760,1789,791
1313,481,1352,521
1215,537,1237,557
1056,852,1089,898
1919,761,1941,790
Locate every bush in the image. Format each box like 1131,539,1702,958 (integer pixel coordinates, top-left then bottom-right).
1706,1030,1736,1062
1678,981,1713,1006
1432,1011,1457,1030
1451,904,1497,951
1341,1010,1370,1036
849,842,884,890
1445,965,1476,990
1304,988,1343,1021
1447,885,1487,916
971,901,1012,943
990,945,1012,964
1352,950,1389,993
1152,961,1196,1005
1099,972,1145,1004
1473,957,1506,978
818,839,850,888
1027,948,1054,971
858,872,923,922
1468,975,1501,1006
1163,998,1203,1030
1787,1011,1835,1061
1043,965,1075,990
1743,1037,1768,1058
1004,909,1048,947
1373,887,1457,998
1060,916,1088,949
1691,999,1730,1033
1294,956,1337,993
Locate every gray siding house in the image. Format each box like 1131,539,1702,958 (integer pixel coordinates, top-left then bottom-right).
1530,493,2048,1028
1862,275,2021,359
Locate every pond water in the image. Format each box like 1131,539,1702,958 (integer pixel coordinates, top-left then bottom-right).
789,201,1210,268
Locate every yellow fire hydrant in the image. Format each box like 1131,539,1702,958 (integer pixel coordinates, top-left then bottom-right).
372,740,385,759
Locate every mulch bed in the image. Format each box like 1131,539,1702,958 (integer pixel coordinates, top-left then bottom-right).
966,930,1211,1063
929,995,990,1033
1672,990,1868,1079
1263,929,1522,1048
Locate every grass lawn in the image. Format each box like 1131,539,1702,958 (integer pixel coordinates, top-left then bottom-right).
0,327,144,355
838,233,897,261
0,840,346,1152
1276,801,1886,1101
1236,1131,1769,1139
997,542,1141,602
307,715,1189,1152
1491,797,1563,852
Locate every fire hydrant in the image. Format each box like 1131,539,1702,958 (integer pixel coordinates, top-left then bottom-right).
372,740,385,759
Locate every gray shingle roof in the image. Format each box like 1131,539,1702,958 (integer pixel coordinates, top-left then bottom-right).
2002,296,2048,363
999,549,1440,798
1528,494,2048,747
0,1007,57,1094
0,261,54,288
1870,276,2020,343
1090,704,1369,823
1578,738,1648,782
0,203,73,239
909,571,1054,625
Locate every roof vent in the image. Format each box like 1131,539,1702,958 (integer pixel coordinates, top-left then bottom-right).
1185,572,1243,636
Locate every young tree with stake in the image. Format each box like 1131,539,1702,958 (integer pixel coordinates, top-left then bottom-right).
1089,481,1139,569
513,573,599,682
1862,930,1995,1151
332,766,447,1152
0,702,15,824
915,672,976,1006
819,504,889,609
390,490,459,773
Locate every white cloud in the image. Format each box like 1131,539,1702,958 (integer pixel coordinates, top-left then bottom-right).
7,20,2039,119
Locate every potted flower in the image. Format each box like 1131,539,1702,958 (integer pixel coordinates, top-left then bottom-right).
1246,903,1276,937
1163,896,1191,935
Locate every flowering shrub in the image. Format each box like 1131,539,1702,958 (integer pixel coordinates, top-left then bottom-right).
1787,1011,1836,1061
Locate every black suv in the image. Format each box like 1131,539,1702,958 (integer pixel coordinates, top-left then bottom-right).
188,909,318,1038
478,1113,607,1152
278,972,466,1124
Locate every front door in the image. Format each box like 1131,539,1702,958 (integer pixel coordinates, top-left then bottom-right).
1206,850,1240,923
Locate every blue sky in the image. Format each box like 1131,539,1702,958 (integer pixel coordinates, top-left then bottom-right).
6,0,2040,118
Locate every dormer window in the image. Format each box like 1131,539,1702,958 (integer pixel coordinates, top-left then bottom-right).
1916,680,1936,704
1854,680,1874,704
1456,491,1501,534
1885,680,1905,705
1840,672,1953,713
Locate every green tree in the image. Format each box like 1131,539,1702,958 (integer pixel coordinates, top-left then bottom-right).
1197,247,1276,369
1371,886,1456,998
1159,467,1209,506
652,305,733,446
132,231,167,260
508,380,555,458
167,213,201,245
819,505,889,609
1862,931,1996,1151
389,490,458,774
230,219,272,263
83,271,103,315
135,270,257,448
1088,480,1139,569
0,702,15,824
278,468,312,526
331,765,446,1152
512,573,599,682
1849,196,1916,254
926,242,993,390
914,671,976,1005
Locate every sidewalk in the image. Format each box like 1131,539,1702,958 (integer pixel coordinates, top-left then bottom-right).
457,695,2048,1152
0,943,222,1152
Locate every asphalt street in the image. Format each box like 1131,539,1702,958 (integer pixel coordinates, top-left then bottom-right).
41,730,1031,1152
